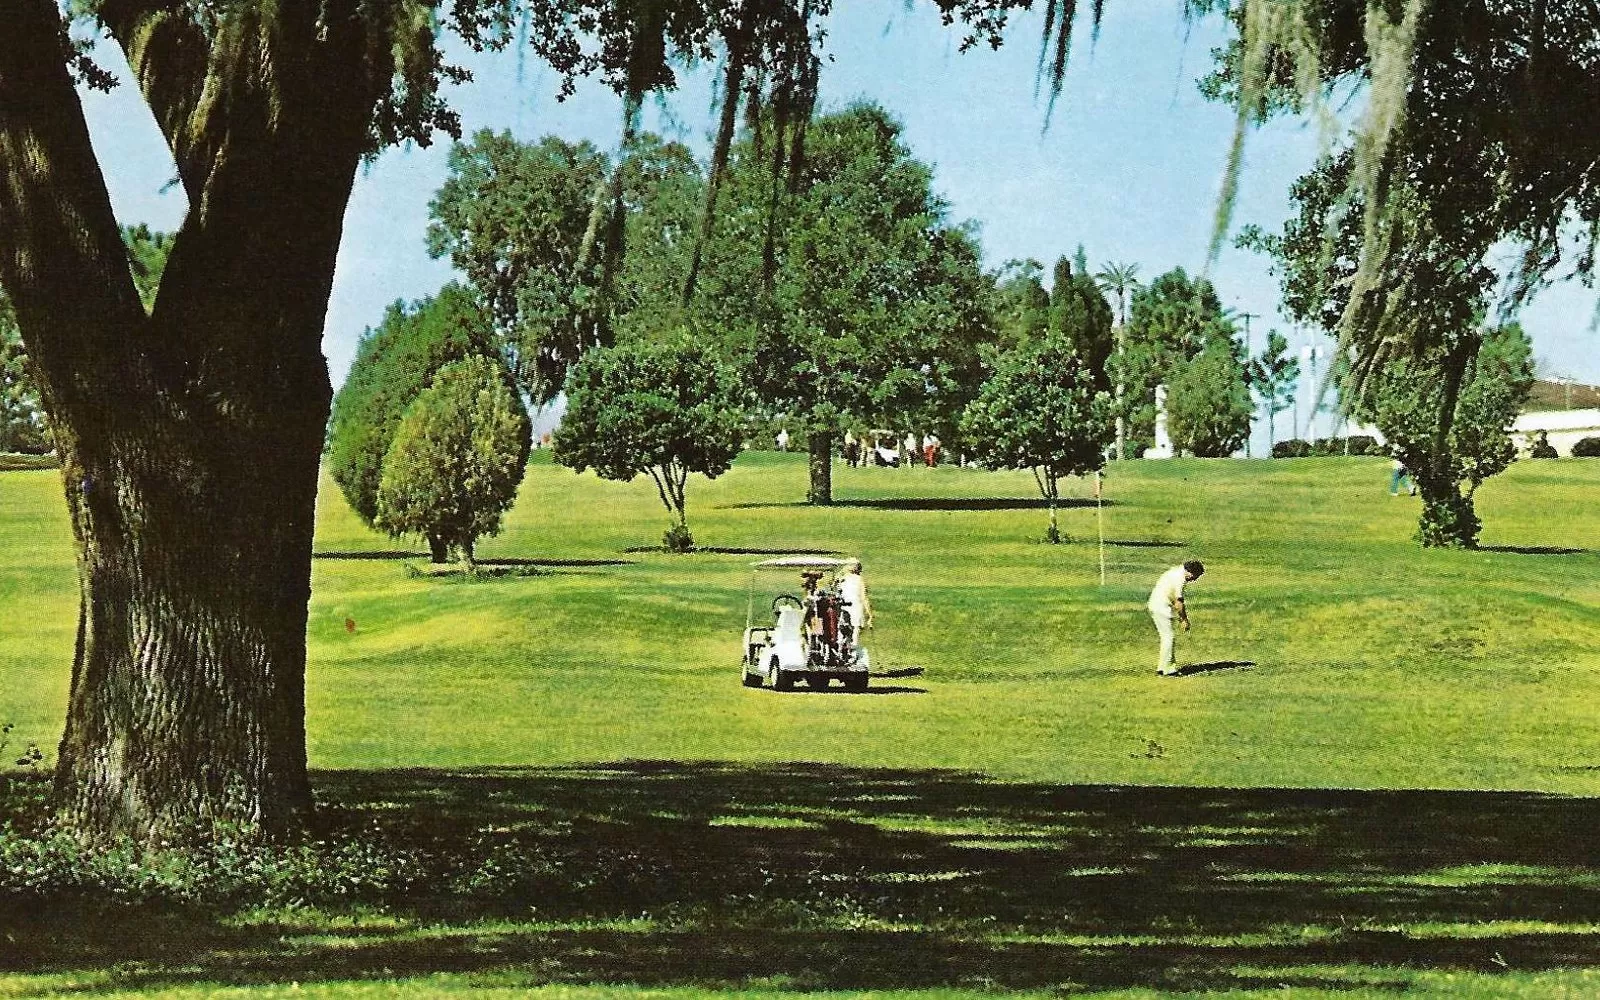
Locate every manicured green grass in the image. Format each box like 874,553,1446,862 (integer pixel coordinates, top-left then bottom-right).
3,451,1600,997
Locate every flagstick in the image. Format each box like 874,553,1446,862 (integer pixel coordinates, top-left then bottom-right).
1095,470,1106,587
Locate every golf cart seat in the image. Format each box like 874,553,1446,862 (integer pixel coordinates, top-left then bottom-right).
773,606,804,646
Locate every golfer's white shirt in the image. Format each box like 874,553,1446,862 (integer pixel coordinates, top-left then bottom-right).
1148,565,1187,619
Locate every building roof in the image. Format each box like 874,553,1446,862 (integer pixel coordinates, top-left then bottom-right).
1525,379,1600,412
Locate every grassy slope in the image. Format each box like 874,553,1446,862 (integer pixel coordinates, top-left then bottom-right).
3,453,1600,998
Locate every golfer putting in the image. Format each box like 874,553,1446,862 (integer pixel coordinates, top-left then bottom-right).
1148,559,1204,676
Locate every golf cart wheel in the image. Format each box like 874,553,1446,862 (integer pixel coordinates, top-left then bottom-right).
742,670,763,688
773,662,795,691
844,674,868,692
806,674,830,690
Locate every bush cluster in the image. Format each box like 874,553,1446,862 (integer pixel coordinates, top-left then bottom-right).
1571,436,1600,458
1270,436,1383,458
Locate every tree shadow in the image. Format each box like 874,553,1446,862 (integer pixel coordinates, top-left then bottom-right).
1479,545,1589,556
479,557,637,567
720,498,1113,512
621,546,843,556
835,497,1110,511
1174,660,1257,676
9,762,1600,994
1104,538,1185,548
314,553,636,567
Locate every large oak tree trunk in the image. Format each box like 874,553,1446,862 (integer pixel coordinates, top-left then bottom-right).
53,388,326,839
0,0,383,842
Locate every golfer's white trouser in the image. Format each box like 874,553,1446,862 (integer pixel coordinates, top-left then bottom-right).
1150,609,1176,672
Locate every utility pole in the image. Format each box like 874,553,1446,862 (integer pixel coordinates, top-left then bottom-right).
1236,311,1259,457
1300,343,1325,442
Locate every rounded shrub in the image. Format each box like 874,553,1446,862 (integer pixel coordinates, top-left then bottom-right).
1571,436,1600,458
1272,439,1312,458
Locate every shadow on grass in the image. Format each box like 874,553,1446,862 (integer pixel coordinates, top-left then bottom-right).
9,762,1600,993
778,684,927,695
316,552,636,567
723,497,1114,512
1479,545,1589,556
621,546,842,556
1175,660,1257,676
1104,538,1186,549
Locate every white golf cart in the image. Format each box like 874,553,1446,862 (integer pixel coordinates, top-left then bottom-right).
741,556,870,691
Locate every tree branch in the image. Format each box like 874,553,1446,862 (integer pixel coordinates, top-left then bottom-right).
647,466,674,517
0,0,149,413
95,0,213,201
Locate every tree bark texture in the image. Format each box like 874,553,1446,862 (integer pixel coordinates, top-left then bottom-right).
807,430,833,505
1414,470,1481,549
0,0,386,841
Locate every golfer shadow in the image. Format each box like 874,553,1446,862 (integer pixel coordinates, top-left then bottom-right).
12,763,1600,995
1174,660,1256,676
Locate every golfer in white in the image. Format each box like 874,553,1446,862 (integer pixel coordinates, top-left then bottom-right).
838,559,872,640
1148,560,1204,676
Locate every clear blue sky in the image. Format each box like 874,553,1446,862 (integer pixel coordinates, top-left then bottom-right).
79,2,1599,443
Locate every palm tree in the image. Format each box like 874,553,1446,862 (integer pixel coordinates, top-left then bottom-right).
1095,261,1143,459
1094,261,1142,328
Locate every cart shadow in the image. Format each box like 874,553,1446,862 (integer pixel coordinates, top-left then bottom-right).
780,684,926,695
10,763,1600,994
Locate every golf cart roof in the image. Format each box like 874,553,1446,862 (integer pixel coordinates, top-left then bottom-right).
752,556,857,569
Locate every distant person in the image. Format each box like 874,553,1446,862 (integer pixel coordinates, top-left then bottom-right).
843,429,859,467
838,559,872,642
776,428,789,452
1389,457,1416,496
922,432,940,467
1529,430,1558,459
903,432,917,466
1148,560,1204,677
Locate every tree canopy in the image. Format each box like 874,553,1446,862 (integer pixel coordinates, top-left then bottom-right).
961,335,1111,543
1166,342,1253,458
328,284,500,561
554,338,746,552
1109,268,1241,456
689,101,995,503
1249,137,1533,547
426,129,703,402
374,354,532,569
1204,0,1600,396
1249,330,1300,450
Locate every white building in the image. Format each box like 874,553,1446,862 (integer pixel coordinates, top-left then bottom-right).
1512,408,1600,457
